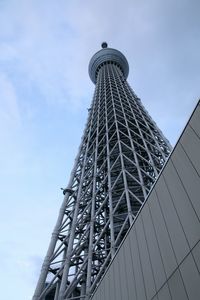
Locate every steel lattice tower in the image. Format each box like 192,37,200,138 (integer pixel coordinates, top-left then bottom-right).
33,43,171,300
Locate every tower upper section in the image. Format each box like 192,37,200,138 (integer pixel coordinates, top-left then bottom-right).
89,42,129,84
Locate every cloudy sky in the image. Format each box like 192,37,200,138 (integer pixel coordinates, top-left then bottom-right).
0,0,199,299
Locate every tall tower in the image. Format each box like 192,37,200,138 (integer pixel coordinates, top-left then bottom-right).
33,43,171,300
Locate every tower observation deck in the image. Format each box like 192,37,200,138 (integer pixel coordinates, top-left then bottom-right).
33,43,171,300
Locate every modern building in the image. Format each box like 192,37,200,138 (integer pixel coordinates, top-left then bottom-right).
90,99,200,300
33,43,200,300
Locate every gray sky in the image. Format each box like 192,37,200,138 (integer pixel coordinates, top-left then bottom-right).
0,1,199,299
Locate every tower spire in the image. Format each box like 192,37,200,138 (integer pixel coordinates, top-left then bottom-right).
101,42,108,48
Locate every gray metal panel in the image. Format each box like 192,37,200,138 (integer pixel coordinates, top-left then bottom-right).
180,252,200,300
92,284,101,300
95,271,108,300
113,256,121,300
124,235,137,300
109,267,115,299
129,227,146,300
100,276,105,300
163,159,200,248
155,175,190,264
95,283,100,300
172,143,200,220
157,283,171,300
111,261,117,300
141,204,166,291
104,268,110,300
181,126,200,175
135,215,156,299
117,244,129,300
168,269,188,300
192,241,200,273
98,281,104,300
99,264,114,300
189,102,200,137
148,190,177,278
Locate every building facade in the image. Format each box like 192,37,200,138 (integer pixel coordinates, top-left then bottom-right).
33,43,171,300
90,100,200,300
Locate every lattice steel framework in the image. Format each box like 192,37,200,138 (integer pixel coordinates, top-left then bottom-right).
33,43,171,300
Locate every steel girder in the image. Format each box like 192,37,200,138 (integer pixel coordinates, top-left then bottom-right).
33,62,171,300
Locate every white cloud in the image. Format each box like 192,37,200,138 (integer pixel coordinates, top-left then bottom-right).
0,72,20,133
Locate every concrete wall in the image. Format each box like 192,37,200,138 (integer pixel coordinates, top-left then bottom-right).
91,100,200,300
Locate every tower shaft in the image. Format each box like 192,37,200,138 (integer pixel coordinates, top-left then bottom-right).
33,45,171,300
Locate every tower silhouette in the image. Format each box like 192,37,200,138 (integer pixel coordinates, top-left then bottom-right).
33,43,171,300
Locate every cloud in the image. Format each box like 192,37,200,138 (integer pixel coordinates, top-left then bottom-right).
0,1,79,107
0,0,198,123
0,72,20,134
